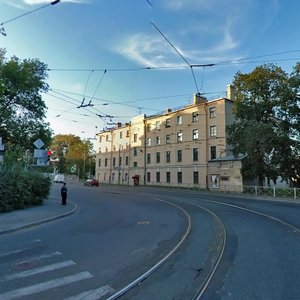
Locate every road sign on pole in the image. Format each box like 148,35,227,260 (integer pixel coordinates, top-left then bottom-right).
33,138,45,149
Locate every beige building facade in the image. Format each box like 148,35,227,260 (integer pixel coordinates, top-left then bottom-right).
95,89,239,189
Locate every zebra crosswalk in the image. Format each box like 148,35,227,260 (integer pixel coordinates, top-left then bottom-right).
0,239,115,299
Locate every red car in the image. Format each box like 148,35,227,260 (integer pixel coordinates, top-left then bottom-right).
84,179,99,187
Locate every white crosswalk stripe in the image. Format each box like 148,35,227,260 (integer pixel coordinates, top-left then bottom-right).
0,241,114,300
4,260,76,280
0,271,93,300
64,285,115,300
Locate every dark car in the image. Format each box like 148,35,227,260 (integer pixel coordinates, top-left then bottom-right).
84,179,99,187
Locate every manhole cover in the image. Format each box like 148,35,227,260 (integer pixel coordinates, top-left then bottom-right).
13,259,39,270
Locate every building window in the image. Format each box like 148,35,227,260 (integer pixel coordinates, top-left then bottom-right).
98,159,101,167
210,126,217,137
193,171,199,184
209,107,216,118
156,172,160,183
211,146,217,160
147,172,151,182
177,149,182,162
147,153,151,164
105,158,108,167
112,157,116,166
192,129,198,140
99,136,102,143
166,118,171,128
133,147,137,156
177,132,183,142
125,156,129,166
156,121,161,130
193,148,198,161
133,134,138,142
147,124,151,132
147,138,151,146
166,134,171,144
166,151,171,163
106,135,109,141
156,136,161,145
126,130,129,137
133,161,137,167
177,172,182,184
177,115,183,125
120,131,123,139
192,112,198,122
119,156,122,166
166,172,171,183
156,152,160,163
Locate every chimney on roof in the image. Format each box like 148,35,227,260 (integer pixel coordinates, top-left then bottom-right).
193,93,207,105
226,84,233,100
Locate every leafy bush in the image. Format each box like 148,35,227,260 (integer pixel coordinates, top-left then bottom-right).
0,165,51,212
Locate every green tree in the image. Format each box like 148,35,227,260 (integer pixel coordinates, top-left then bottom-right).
0,49,52,151
228,63,300,186
51,134,94,178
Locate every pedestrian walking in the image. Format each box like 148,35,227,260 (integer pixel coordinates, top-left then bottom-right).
61,182,67,205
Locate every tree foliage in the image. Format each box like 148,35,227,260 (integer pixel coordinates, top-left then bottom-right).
0,147,51,212
0,48,52,151
228,63,300,186
51,134,95,178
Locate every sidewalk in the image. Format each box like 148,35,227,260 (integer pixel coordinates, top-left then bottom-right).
0,196,77,236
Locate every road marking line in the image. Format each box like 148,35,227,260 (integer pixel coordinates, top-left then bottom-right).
5,260,76,281
31,251,62,260
64,285,115,300
0,271,93,300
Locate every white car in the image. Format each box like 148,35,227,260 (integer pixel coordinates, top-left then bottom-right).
53,174,65,183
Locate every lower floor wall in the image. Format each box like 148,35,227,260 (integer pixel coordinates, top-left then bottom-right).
95,164,244,192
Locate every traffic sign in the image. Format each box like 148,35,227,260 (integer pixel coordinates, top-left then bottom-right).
33,138,44,149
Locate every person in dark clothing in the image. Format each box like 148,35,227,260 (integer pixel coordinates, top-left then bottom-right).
61,182,67,205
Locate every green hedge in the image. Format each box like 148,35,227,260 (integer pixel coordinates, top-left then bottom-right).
0,167,51,212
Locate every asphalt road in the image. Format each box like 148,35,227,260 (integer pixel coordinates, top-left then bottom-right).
0,183,189,299
1,184,300,300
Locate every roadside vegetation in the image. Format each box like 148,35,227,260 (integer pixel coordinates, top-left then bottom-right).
0,147,51,212
228,63,300,187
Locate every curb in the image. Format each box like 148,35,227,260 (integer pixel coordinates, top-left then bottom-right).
0,201,78,236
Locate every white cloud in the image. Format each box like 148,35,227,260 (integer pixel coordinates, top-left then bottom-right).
116,34,186,68
115,21,239,68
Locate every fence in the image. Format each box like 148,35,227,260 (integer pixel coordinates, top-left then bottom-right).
242,185,300,200
146,182,300,200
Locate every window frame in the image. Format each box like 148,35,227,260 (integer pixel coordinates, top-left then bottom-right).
192,128,199,140
210,125,217,137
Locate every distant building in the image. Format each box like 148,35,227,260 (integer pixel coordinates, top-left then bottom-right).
95,86,238,189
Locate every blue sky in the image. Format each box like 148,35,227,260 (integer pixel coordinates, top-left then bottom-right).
1,0,300,142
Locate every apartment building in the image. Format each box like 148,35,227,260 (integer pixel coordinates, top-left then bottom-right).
95,88,235,188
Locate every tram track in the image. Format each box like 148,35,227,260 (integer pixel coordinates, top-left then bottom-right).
103,187,300,299
107,197,227,300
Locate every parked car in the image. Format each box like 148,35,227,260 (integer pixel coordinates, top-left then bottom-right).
53,174,65,183
84,179,99,187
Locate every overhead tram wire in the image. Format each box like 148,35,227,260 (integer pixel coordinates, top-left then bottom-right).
89,69,107,105
79,70,95,108
0,0,61,36
50,87,161,112
47,49,300,73
48,89,135,124
151,22,215,94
